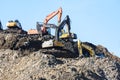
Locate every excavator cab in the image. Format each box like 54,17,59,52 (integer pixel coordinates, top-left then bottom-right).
36,22,57,36
5,20,27,34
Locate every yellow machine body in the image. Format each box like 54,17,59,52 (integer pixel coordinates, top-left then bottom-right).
6,22,17,28
60,33,69,39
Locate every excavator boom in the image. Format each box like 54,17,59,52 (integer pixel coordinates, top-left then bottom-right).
58,15,71,33
55,15,77,41
44,7,62,25
55,15,71,41
42,7,62,35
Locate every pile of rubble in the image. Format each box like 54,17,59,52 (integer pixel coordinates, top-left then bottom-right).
0,33,42,51
0,33,120,80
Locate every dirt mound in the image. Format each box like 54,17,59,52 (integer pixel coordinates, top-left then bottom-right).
0,33,42,51
0,49,120,80
0,33,120,80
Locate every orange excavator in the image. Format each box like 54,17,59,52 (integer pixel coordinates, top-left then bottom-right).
43,7,62,26
40,7,62,35
27,7,62,35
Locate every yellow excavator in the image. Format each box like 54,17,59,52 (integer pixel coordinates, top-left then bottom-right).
28,7,95,57
6,20,22,29
5,20,27,34
42,15,95,57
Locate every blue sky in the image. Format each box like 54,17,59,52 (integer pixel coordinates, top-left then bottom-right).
0,0,120,57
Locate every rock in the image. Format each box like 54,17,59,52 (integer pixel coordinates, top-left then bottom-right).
0,33,120,80
0,34,5,47
0,49,120,80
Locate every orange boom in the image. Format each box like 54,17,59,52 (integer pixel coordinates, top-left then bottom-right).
27,7,62,35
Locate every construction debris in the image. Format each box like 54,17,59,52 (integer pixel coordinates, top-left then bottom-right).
0,47,120,80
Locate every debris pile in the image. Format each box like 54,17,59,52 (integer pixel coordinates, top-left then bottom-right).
0,33,120,80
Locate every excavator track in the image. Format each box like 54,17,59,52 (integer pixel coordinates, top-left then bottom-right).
3,28,27,34
40,48,78,58
39,39,80,58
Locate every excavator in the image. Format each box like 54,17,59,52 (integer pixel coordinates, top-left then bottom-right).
42,15,76,48
27,7,62,35
4,20,27,34
42,15,95,57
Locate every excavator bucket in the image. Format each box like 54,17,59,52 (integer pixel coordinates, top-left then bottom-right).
77,40,95,57
77,40,83,56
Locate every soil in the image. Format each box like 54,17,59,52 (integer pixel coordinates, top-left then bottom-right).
0,33,120,80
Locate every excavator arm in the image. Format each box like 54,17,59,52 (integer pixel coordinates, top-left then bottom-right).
57,15,71,34
40,7,62,35
56,15,71,41
44,7,62,25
